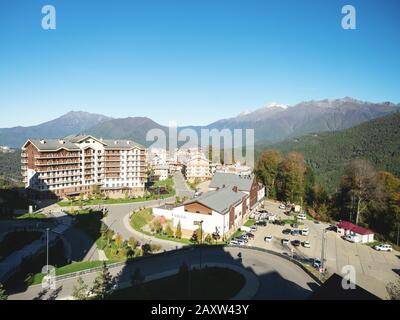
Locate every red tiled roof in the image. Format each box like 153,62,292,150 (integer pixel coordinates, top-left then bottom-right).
337,221,374,235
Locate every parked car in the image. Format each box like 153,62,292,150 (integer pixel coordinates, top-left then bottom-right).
302,241,311,248
326,225,337,232
291,223,299,228
282,228,291,235
273,220,285,226
279,204,286,209
250,226,257,232
297,214,306,220
240,226,252,232
313,258,322,269
344,234,360,243
301,228,309,236
264,235,273,242
240,234,249,240
291,230,300,236
374,244,393,252
258,209,268,214
255,220,267,226
282,238,290,245
291,240,301,247
245,233,255,239
230,240,240,246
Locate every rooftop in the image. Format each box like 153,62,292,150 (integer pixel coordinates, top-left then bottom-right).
337,221,374,235
209,172,254,192
184,186,246,214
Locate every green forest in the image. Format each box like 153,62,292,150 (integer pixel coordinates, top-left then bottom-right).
259,112,400,191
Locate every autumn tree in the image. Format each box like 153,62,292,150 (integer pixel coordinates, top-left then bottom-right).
340,160,383,225
276,152,306,203
255,149,283,199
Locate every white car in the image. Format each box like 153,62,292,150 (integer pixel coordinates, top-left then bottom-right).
282,238,289,246
344,234,360,243
374,244,393,252
279,204,286,209
297,214,306,220
301,228,309,236
250,226,257,232
264,235,273,243
302,241,310,248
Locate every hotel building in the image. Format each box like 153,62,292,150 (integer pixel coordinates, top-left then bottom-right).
21,135,146,199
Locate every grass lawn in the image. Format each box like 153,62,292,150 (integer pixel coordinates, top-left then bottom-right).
130,209,192,245
108,267,245,300
16,213,47,220
29,260,119,285
58,191,175,207
130,208,153,230
244,219,256,227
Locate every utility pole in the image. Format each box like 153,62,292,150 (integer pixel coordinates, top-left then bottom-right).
320,228,327,281
46,228,50,275
199,220,203,269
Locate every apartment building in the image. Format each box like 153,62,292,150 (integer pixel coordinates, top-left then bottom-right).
21,135,146,199
183,151,211,182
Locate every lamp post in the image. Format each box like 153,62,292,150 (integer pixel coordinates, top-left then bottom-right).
46,228,50,275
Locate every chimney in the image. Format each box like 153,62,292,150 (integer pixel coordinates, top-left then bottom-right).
40,139,46,144
232,186,238,192
127,140,131,145
59,139,65,144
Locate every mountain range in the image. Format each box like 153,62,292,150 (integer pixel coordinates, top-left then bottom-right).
0,97,399,148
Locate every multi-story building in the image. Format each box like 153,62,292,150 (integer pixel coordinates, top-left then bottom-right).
21,135,147,199
183,151,211,182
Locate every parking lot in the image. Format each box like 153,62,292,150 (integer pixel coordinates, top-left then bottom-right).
243,200,400,299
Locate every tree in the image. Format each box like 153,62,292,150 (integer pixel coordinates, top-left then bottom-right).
91,262,113,299
165,223,174,238
0,283,7,300
204,234,212,244
141,243,152,256
175,221,182,239
150,217,162,234
386,278,400,300
276,152,306,203
128,236,138,249
340,160,383,225
72,277,89,300
114,233,123,248
255,149,283,199
131,268,145,287
211,231,220,244
190,227,202,244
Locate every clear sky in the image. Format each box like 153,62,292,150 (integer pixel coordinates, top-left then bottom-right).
0,0,399,128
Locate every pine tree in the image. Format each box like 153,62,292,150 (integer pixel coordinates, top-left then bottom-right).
91,262,113,299
0,283,7,300
175,221,182,239
72,277,89,300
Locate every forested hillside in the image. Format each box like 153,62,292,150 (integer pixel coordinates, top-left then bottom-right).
261,112,400,191
0,150,22,183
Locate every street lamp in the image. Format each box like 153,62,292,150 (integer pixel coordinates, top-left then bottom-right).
46,228,50,275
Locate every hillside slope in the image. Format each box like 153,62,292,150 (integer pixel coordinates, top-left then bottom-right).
264,112,400,190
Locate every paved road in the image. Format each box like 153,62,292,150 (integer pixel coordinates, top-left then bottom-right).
252,200,400,299
8,246,318,300
173,171,194,198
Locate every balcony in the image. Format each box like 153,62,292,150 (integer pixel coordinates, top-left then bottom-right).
37,166,80,173
35,160,80,166
35,154,79,160
21,159,28,164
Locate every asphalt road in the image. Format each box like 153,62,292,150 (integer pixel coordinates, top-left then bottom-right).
8,246,319,300
252,200,400,299
172,171,195,198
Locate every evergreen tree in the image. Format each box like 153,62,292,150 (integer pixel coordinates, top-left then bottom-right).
72,277,89,300
0,283,7,300
91,262,113,299
175,221,182,239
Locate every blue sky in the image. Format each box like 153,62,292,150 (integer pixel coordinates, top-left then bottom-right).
0,0,399,127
